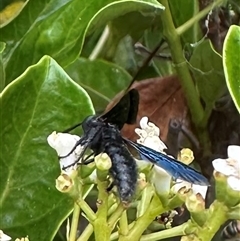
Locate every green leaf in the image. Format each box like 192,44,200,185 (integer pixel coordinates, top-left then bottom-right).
66,57,132,111
0,41,6,53
109,11,156,42
0,42,6,91
144,27,175,77
189,40,226,110
169,0,201,44
97,11,158,61
0,56,94,240
223,25,240,113
1,0,164,86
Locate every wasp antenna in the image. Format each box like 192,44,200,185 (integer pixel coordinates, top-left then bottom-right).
125,39,166,92
62,121,83,133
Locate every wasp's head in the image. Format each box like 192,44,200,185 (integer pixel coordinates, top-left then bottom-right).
82,115,102,132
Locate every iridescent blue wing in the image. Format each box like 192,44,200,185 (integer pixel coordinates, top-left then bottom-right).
124,138,209,186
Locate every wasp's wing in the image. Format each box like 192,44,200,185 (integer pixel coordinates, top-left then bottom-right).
124,139,209,186
101,89,139,129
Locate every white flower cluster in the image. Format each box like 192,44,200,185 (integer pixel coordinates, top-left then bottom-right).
212,145,240,191
135,117,208,199
135,117,171,194
135,117,167,152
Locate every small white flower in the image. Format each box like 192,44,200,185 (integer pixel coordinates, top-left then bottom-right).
0,230,11,241
135,117,166,151
212,145,240,191
136,117,208,199
136,117,170,193
47,131,84,173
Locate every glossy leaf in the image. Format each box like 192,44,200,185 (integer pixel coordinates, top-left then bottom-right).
0,42,6,53
66,57,132,111
223,25,240,113
1,0,164,86
144,27,175,77
0,0,29,28
97,11,158,61
189,40,226,109
0,56,94,240
169,0,201,44
0,42,6,91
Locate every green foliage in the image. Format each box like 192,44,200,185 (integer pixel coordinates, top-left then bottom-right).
1,0,163,86
0,42,6,90
223,25,240,113
66,58,132,111
0,0,239,240
189,40,226,121
0,56,94,240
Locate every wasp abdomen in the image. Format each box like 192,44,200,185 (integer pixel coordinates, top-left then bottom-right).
105,142,137,203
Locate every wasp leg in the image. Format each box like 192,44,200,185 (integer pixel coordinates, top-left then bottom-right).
81,152,95,165
106,182,115,192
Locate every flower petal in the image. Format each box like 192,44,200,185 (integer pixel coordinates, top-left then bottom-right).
47,131,84,172
212,158,236,176
139,116,149,129
192,184,208,199
143,136,167,153
0,230,11,241
228,145,240,162
47,131,80,156
227,176,240,191
152,166,172,194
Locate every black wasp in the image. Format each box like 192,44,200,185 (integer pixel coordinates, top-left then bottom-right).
61,42,209,203
61,87,209,203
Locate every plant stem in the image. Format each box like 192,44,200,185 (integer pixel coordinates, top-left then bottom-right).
119,194,164,241
137,185,154,218
76,199,96,223
140,222,189,241
69,202,81,241
228,204,240,219
197,200,228,240
76,223,94,241
108,203,125,230
176,0,225,36
192,1,199,43
89,26,110,60
158,0,213,152
94,178,111,241
159,0,204,126
110,222,135,241
119,210,129,236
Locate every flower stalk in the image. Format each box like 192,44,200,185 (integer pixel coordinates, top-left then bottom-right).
118,193,164,241
140,222,190,241
94,173,111,241
196,201,228,241
69,202,81,241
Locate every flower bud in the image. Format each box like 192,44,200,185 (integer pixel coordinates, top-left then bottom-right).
55,170,81,198
178,148,194,165
15,237,29,241
95,153,112,171
95,153,111,181
56,172,74,193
